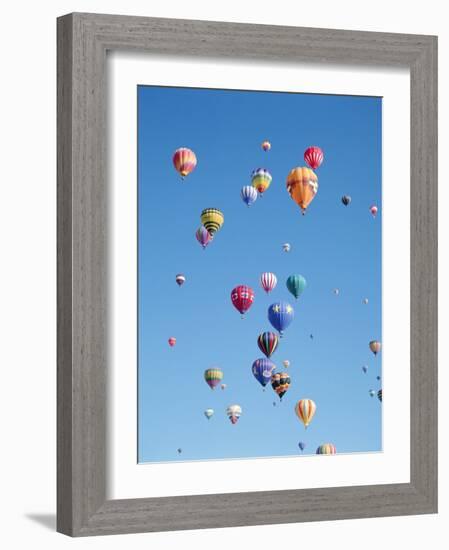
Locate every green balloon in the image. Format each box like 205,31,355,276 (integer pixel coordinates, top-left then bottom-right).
286,274,307,299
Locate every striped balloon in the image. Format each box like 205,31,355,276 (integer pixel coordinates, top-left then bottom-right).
369,340,381,356
377,389,382,402
257,332,279,358
252,358,276,387
241,185,258,207
271,372,291,400
204,368,223,390
226,404,242,425
295,398,317,428
304,146,324,170
260,272,277,294
251,168,272,195
200,208,224,236
196,226,212,249
316,443,336,455
172,147,197,179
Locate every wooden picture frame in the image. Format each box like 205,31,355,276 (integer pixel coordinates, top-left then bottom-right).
57,12,437,536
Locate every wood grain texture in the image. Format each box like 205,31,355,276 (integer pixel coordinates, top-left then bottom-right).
57,12,438,536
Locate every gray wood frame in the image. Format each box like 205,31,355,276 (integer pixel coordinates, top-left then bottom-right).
57,12,437,537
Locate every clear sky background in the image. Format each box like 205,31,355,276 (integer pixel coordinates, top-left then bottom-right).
137,85,382,463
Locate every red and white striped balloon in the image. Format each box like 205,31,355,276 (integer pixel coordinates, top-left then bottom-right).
304,146,324,170
260,272,277,294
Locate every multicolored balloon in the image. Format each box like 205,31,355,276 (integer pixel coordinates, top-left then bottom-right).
226,404,242,425
200,208,224,236
304,146,324,170
241,185,258,207
196,226,212,249
268,301,294,337
271,371,291,400
175,273,186,286
369,340,381,356
173,147,197,179
251,168,272,195
260,272,277,294
231,285,255,317
286,167,318,214
316,443,336,455
252,358,276,387
342,195,351,206
298,441,306,451
283,359,290,369
168,337,176,347
257,331,279,358
370,205,378,218
283,243,291,253
204,367,223,390
204,408,214,420
286,274,307,300
378,389,382,402
295,398,316,428
261,140,271,152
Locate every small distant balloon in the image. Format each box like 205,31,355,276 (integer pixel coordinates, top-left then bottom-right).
298,441,306,451
283,243,291,253
226,404,242,425
333,288,340,296
369,340,381,356
282,359,290,369
370,205,378,218
362,365,368,374
177,448,182,454
378,389,383,402
221,384,227,390
204,368,223,390
204,409,214,420
316,443,336,455
196,226,212,249
241,185,258,207
260,272,277,294
369,389,376,397
175,273,186,287
363,298,369,304
304,146,324,170
173,147,197,179
261,140,271,152
342,195,351,206
376,375,381,381
310,334,314,340
168,337,176,347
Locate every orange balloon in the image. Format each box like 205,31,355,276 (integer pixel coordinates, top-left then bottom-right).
286,167,318,214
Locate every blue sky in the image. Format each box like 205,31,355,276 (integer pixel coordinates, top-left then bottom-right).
138,85,382,463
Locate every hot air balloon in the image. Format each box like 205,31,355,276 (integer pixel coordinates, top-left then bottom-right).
241,185,258,207
260,272,277,294
196,226,212,249
286,274,307,300
316,443,336,455
204,409,214,420
173,147,197,179
295,398,316,428
283,359,290,369
231,285,255,317
370,205,378,218
369,389,376,397
342,195,351,206
283,243,291,252
298,441,306,451
204,367,223,390
261,140,271,152
286,167,318,214
304,146,324,170
271,371,291,400
252,358,276,387
251,168,272,195
226,404,242,425
200,208,224,236
362,365,368,374
333,288,340,296
378,389,383,402
363,298,369,304
257,332,279,358
376,375,381,381
310,334,314,340
177,448,182,454
175,273,185,287
221,383,227,390
268,301,294,337
168,337,176,347
369,340,381,356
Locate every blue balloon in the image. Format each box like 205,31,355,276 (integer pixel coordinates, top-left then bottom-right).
268,301,294,337
252,358,276,387
240,185,258,207
298,441,306,451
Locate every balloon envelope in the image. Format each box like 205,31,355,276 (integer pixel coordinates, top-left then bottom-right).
175,274,185,286
286,167,319,214
251,168,272,195
271,371,291,400
204,368,223,389
304,146,324,170
173,147,197,178
295,398,316,428
200,208,224,236
260,272,277,294
261,140,271,151
226,404,242,424
268,301,294,336
369,340,381,355
298,441,306,451
283,243,291,252
286,274,307,299
204,409,214,419
196,226,212,249
257,332,279,358
252,358,276,387
168,337,176,347
231,285,255,316
316,443,336,455
241,185,258,207
342,195,351,206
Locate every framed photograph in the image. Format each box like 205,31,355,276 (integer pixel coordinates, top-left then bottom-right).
57,13,437,536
